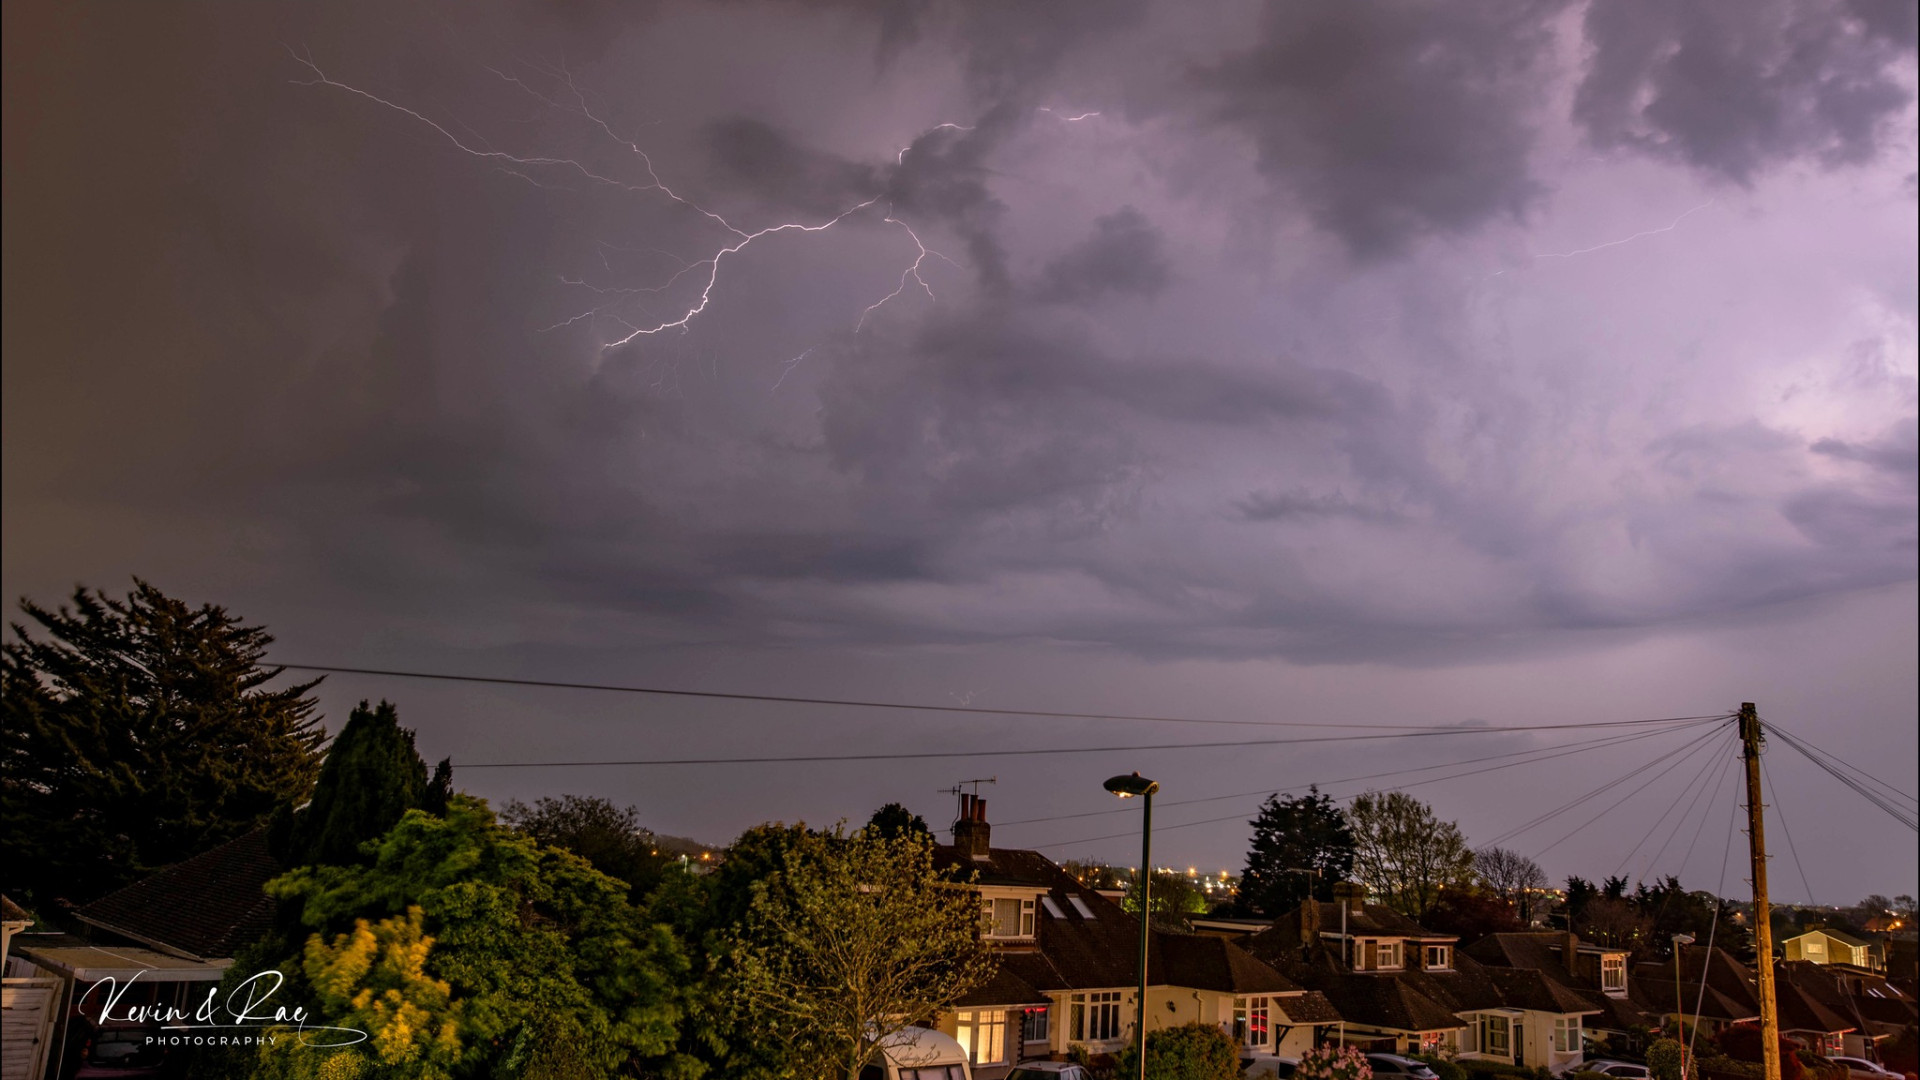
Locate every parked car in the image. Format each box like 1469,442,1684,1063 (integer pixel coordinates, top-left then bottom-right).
1367,1054,1441,1080
1243,1053,1300,1078
1827,1058,1901,1080
1007,1064,1094,1080
71,1022,168,1078
1574,1060,1652,1079
857,1027,973,1080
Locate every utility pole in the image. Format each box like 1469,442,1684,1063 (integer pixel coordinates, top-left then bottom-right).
1740,703,1781,1080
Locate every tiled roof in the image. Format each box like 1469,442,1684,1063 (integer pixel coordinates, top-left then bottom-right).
1484,966,1605,1015
1628,948,1759,1023
2,895,31,924
932,843,1302,1001
1464,932,1654,1031
74,829,280,961
1320,974,1471,1033
1279,990,1345,1024
957,962,1051,1008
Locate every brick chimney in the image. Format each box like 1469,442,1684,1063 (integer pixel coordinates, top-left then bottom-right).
952,793,991,860
1301,892,1323,949
1564,930,1581,977
1332,880,1367,917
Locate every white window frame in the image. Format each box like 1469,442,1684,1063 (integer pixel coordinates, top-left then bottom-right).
1426,945,1451,970
1375,939,1402,970
1070,991,1124,1043
980,891,1039,940
1482,1014,1512,1059
1234,996,1271,1048
956,1009,1007,1065
1601,955,1627,993
1021,1005,1049,1044
1555,1016,1581,1054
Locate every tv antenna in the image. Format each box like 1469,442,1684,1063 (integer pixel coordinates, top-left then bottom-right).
939,777,996,822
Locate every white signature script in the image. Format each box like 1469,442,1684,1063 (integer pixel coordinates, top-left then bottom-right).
78,970,368,1047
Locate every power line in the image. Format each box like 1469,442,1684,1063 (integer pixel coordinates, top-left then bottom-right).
1638,748,1735,885
1764,723,1917,832
1525,725,1732,859
1480,723,1726,849
1028,721,1723,851
1760,750,1817,907
453,714,1725,769
1001,719,1721,830
1613,729,1738,880
284,660,1731,735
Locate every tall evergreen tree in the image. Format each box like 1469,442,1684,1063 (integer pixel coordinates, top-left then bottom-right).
1,581,325,908
1239,787,1356,916
281,700,428,866
864,801,930,840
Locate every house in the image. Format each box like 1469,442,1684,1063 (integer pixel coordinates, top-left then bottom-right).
7,830,282,1080
1242,885,1600,1073
3,896,61,1080
1627,946,1760,1037
1775,960,1915,1060
1465,932,1653,1055
930,795,1341,1075
1782,929,1883,972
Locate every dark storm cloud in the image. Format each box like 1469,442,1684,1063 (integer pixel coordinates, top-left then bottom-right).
703,118,886,216
1197,0,1566,258
1576,0,1918,182
1811,417,1920,478
1034,207,1172,304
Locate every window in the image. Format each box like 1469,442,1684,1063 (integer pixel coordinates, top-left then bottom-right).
1068,896,1098,919
1070,991,1123,1042
983,896,1037,938
1426,945,1451,970
1373,940,1402,969
1555,1016,1581,1054
1423,1031,1456,1053
1602,955,1626,993
956,1009,1007,1064
1021,1005,1049,1044
1481,1015,1512,1058
1234,996,1271,1047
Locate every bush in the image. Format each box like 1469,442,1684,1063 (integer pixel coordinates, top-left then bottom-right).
1716,1024,1805,1080
1416,1056,1468,1080
1298,1046,1375,1080
1114,1022,1242,1080
1647,1039,1691,1080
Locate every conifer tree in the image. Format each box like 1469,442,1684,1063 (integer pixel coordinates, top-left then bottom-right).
1,581,325,907
282,700,429,866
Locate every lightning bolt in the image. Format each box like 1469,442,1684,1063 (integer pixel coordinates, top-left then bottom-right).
293,48,960,353
1533,198,1717,262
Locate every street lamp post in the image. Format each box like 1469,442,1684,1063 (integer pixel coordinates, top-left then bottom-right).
1673,933,1696,1080
1106,772,1160,1080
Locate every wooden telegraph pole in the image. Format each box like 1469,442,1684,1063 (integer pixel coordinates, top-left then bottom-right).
1739,703,1782,1080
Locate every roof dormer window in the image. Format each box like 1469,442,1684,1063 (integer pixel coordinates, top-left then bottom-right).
982,895,1036,939
1425,944,1451,971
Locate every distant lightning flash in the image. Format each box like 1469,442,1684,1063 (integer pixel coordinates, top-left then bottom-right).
1533,198,1717,262
294,49,956,351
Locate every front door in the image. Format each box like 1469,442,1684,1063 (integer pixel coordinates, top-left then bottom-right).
1514,1019,1525,1066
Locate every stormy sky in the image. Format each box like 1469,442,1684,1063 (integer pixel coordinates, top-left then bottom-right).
4,0,1915,901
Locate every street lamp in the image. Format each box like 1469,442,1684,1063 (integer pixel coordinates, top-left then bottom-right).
1105,772,1159,1080
1673,933,1696,1080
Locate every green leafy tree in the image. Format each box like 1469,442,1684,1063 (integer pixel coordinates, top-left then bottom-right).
1346,791,1474,923
721,825,994,1080
1,581,325,908
279,700,431,867
1123,871,1212,933
1645,1040,1689,1080
864,802,930,840
259,796,696,1080
502,794,670,900
1114,1020,1242,1080
1240,787,1355,916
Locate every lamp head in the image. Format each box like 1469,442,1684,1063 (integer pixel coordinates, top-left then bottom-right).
1673,934,1696,946
1104,771,1160,798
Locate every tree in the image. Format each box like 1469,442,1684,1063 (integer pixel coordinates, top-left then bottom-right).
1566,877,1598,924
1577,896,1652,950
258,796,696,1080
721,825,994,1080
1,581,325,908
1345,792,1474,923
503,794,670,899
1427,886,1521,941
1114,1020,1242,1080
1474,847,1548,925
278,700,431,867
1124,871,1212,933
1060,860,1126,890
1240,787,1356,916
864,802,930,840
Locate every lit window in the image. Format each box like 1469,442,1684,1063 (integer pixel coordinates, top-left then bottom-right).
956,1009,1007,1064
1602,955,1626,992
982,896,1037,938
